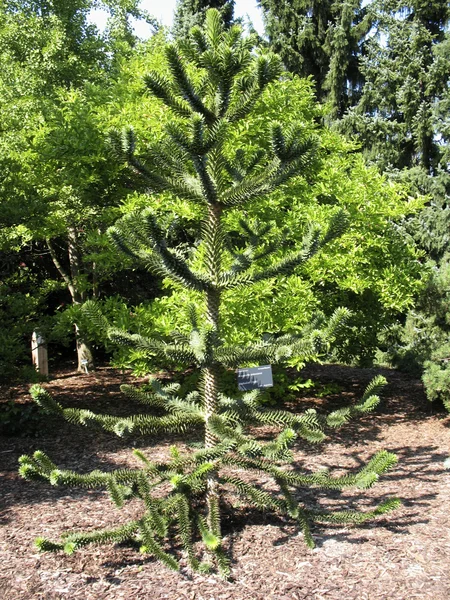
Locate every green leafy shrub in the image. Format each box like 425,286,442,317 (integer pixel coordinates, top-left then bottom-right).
381,252,450,410
0,400,47,436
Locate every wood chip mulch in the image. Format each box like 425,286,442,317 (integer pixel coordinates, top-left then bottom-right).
1,363,449,600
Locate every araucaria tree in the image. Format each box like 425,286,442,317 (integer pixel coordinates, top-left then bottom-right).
19,11,400,577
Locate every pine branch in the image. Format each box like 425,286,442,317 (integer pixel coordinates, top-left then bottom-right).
117,128,206,204
297,509,315,548
226,54,281,123
221,475,285,511
194,154,219,203
262,428,296,460
361,375,388,403
172,493,199,570
143,72,192,119
215,336,318,366
29,385,64,415
321,209,350,245
28,387,205,436
142,211,213,291
166,397,204,418
252,224,322,282
207,414,258,449
215,341,279,366
327,375,387,428
219,161,279,206
138,519,179,571
198,515,220,551
323,307,352,341
201,218,226,290
132,450,162,477
120,382,175,409
35,521,140,555
309,497,401,525
140,489,169,538
81,300,110,334
206,146,230,196
172,440,235,470
107,329,197,364
143,252,212,292
165,45,216,124
63,524,138,554
226,77,262,123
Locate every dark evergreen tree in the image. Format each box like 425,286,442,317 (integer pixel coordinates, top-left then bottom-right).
257,0,371,115
19,10,400,576
342,2,450,406
341,0,449,172
173,0,234,38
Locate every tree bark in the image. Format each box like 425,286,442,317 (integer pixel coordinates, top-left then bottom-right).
46,229,95,373
67,226,95,372
203,203,223,535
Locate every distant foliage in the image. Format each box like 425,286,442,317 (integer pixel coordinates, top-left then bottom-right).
173,0,235,38
258,0,371,116
0,400,47,436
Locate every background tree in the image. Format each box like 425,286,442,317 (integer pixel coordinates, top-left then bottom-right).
341,0,450,173
0,0,160,372
257,0,372,116
339,1,450,397
258,0,450,375
173,0,235,38
20,10,400,577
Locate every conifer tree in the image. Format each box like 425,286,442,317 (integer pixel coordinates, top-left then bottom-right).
341,0,449,172
19,10,400,577
342,2,450,402
173,0,234,38
257,0,371,114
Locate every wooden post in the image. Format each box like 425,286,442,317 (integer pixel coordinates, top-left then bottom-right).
31,331,48,376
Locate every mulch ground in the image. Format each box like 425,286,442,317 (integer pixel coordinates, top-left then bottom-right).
1,363,450,600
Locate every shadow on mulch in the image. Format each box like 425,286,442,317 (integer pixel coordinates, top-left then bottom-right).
0,427,204,518
1,363,447,529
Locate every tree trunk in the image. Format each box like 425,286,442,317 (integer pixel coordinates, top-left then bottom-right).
47,229,95,373
67,227,95,373
74,324,94,373
203,203,223,535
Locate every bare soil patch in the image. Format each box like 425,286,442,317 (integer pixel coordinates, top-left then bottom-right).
1,364,449,600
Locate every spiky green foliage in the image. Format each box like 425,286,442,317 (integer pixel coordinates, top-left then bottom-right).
22,10,399,577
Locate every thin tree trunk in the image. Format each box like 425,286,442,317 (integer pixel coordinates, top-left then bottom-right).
67,226,95,372
203,203,223,535
74,324,94,373
46,230,95,373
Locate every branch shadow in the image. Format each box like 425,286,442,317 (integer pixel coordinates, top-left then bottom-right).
1,362,447,572
279,363,448,449
222,442,446,566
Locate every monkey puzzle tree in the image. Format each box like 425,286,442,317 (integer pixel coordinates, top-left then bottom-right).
19,10,400,577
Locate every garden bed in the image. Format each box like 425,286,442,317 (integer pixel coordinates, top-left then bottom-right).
1,364,449,600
